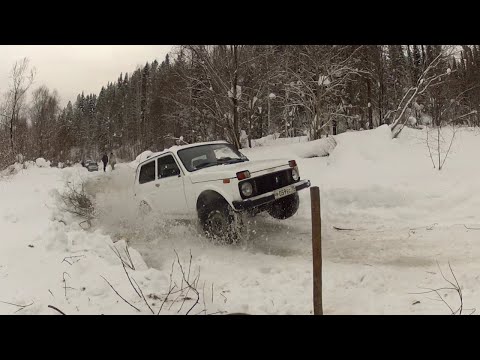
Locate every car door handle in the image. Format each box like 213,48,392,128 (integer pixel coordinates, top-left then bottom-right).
155,183,160,187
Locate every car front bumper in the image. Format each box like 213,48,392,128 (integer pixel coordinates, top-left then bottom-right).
232,179,311,211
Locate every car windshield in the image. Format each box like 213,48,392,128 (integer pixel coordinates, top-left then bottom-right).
177,143,248,172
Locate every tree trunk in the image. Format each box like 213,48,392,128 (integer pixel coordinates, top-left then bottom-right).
378,80,384,124
248,115,252,148
315,83,323,140
232,45,241,149
10,95,18,152
259,110,263,138
367,77,373,129
266,50,271,134
10,115,14,151
437,124,441,170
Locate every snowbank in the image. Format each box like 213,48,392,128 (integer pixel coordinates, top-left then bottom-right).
0,165,225,315
0,162,24,176
129,150,153,168
251,133,308,147
242,135,337,161
135,150,153,163
35,158,51,168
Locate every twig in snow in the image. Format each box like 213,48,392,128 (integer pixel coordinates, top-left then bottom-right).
410,261,475,315
220,293,228,303
409,223,438,231
173,249,200,315
187,250,193,284
131,277,155,315
426,125,436,169
0,300,34,313
121,262,142,299
208,311,228,315
169,290,185,311
158,284,177,315
124,244,135,270
202,281,206,314
62,255,85,266
333,226,357,231
109,244,135,270
439,125,457,170
60,180,95,226
62,272,75,298
100,275,141,312
178,270,201,314
159,258,180,314
48,305,66,315
463,224,480,230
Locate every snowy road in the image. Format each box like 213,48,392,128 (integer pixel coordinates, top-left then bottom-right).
82,126,480,314
82,163,480,314
3,126,480,314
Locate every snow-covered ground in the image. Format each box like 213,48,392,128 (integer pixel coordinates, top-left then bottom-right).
2,125,480,314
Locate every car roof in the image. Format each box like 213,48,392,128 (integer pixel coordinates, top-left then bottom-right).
138,140,230,166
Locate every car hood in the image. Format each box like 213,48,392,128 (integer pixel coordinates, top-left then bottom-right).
189,159,291,183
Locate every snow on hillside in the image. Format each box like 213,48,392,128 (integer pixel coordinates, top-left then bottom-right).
247,133,337,159
3,126,480,314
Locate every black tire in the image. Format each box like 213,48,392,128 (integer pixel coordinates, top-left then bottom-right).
267,193,300,220
201,201,238,244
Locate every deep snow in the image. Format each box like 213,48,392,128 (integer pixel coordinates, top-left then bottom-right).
3,125,480,314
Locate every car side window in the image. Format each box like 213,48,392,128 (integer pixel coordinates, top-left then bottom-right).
157,155,180,179
139,161,156,184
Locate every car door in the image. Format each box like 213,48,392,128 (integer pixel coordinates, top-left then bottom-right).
150,153,189,216
136,159,157,207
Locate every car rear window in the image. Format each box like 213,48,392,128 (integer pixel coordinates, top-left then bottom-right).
139,161,156,184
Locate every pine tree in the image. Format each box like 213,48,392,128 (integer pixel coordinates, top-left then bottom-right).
412,45,422,82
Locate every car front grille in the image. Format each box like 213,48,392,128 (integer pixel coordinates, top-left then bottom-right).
239,169,296,199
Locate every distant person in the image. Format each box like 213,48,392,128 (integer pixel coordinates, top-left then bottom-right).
110,152,116,170
101,153,108,172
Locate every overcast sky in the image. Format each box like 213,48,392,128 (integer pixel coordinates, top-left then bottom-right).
0,45,173,107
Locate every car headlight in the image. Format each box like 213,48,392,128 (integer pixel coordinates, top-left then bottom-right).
292,168,300,181
240,181,253,197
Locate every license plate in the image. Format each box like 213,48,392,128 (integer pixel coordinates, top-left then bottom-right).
274,185,296,199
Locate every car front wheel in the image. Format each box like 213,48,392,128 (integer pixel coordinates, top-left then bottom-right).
267,193,300,220
202,202,239,244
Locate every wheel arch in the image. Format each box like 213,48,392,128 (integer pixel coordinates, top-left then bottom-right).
196,190,231,221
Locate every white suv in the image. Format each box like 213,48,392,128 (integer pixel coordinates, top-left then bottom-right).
133,141,310,242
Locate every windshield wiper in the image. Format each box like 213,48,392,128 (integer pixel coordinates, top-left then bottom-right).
225,158,247,164
195,162,219,170
217,157,247,164
195,157,248,170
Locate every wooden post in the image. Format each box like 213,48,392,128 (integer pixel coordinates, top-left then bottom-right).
310,186,323,315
